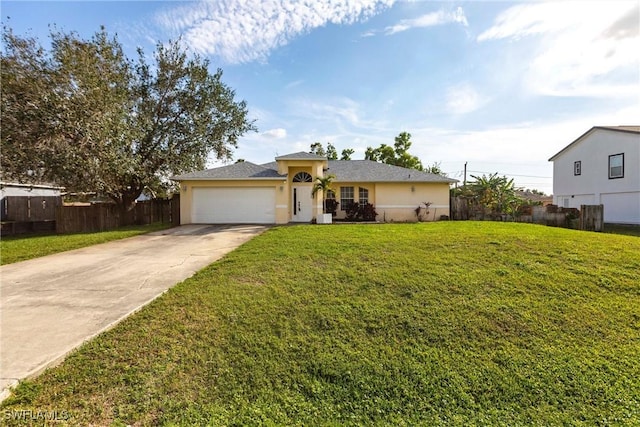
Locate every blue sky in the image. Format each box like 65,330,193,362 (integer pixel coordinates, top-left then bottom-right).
3,0,639,194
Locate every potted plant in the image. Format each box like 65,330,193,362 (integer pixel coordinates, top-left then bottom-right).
312,174,335,224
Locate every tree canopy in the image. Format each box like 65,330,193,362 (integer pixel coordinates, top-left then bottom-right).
308,134,444,174
1,26,255,209
310,142,354,161
365,132,424,171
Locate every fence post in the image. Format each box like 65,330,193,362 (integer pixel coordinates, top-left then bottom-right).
579,204,604,232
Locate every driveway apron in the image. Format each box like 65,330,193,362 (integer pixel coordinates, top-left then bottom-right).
0,224,267,401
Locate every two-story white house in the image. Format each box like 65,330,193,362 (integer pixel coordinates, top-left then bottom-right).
549,126,640,225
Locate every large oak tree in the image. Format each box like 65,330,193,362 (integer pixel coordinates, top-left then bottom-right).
1,26,255,210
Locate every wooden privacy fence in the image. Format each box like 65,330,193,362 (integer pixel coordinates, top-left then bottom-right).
450,197,604,231
55,196,180,234
579,204,604,232
0,196,61,235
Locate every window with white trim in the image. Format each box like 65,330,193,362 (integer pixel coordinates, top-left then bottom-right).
340,186,354,211
574,161,581,176
609,153,624,179
359,187,369,207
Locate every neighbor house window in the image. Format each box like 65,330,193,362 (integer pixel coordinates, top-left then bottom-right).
359,187,369,207
609,153,624,179
574,161,581,176
340,186,354,211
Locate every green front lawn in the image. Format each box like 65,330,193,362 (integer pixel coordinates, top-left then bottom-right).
0,222,171,265
2,222,639,425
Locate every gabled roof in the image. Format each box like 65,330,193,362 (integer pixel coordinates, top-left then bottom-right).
173,155,457,183
172,161,286,181
549,126,640,161
263,159,456,183
274,152,327,161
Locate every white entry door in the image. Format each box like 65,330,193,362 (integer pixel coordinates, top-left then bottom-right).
292,185,313,222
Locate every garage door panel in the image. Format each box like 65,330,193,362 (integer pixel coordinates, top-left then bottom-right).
192,187,275,224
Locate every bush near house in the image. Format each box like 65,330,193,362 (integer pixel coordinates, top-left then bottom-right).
344,202,378,221
1,222,638,425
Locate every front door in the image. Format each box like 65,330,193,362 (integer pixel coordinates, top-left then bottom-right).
292,185,313,222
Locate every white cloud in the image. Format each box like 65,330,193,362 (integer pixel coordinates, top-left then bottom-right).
385,6,468,35
154,0,395,64
261,128,287,139
284,79,304,90
478,1,640,98
406,103,640,194
445,83,487,115
291,97,365,128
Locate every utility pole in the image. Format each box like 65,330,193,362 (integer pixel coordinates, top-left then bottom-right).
463,161,467,187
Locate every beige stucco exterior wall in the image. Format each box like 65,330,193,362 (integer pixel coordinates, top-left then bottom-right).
333,182,450,222
179,179,289,224
281,160,327,222
331,182,375,220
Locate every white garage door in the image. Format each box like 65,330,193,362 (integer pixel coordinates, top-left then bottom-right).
191,187,276,224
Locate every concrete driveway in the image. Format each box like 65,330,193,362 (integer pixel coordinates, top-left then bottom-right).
0,224,267,401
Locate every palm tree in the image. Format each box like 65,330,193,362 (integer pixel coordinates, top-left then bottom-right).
312,174,335,214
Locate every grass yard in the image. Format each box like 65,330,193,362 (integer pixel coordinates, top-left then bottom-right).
604,223,640,237
0,222,171,265
2,222,639,425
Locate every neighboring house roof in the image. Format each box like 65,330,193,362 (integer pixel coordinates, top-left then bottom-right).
516,190,553,204
549,125,640,161
173,154,457,183
0,182,64,198
172,161,286,181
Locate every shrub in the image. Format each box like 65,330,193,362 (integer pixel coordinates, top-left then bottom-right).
345,202,378,221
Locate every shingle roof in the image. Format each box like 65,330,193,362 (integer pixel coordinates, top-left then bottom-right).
275,152,327,160
549,125,640,161
325,160,457,183
172,161,286,180
173,156,457,183
597,126,640,133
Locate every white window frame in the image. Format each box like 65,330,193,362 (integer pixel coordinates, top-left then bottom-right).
574,161,581,176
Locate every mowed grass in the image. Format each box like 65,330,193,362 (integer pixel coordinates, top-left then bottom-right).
2,222,639,425
0,222,171,265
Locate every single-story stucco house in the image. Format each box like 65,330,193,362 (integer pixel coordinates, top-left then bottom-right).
172,152,457,224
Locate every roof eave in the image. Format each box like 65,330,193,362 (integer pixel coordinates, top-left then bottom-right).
333,179,458,184
171,177,286,181
549,126,640,161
